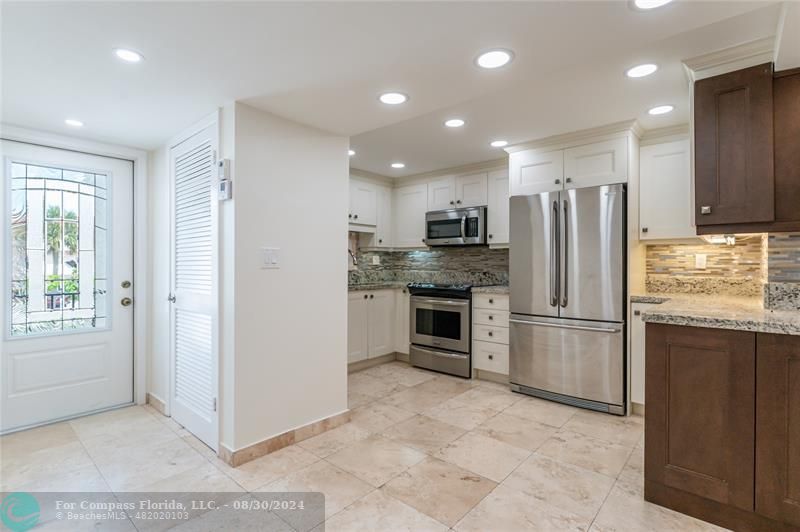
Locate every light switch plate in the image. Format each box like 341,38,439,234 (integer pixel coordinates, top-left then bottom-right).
261,247,280,269
695,253,707,270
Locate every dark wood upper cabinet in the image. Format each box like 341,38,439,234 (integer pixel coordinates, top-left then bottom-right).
694,63,774,227
756,333,800,528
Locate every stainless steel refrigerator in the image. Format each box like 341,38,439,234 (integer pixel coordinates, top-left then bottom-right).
509,184,626,415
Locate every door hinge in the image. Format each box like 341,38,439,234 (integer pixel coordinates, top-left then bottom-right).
213,397,217,412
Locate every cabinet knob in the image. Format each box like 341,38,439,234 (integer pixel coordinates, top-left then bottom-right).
488,234,493,239
370,294,374,299
402,289,407,293
378,239,383,243
456,200,462,204
489,298,494,304
554,179,561,185
363,294,368,299
348,214,352,219
422,238,426,243
642,227,648,233
488,354,494,360
565,177,572,184
488,331,493,337
634,310,641,316
450,201,455,205
700,206,712,215
489,315,494,320
353,214,359,219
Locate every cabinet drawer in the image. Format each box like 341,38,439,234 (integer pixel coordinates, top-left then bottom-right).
474,324,509,344
473,293,509,311
473,308,509,328
473,340,509,375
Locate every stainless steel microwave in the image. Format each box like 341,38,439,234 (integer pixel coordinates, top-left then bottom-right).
425,206,487,246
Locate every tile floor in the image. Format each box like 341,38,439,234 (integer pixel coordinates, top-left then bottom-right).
0,361,727,531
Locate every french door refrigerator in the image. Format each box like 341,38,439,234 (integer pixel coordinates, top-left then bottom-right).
509,184,626,415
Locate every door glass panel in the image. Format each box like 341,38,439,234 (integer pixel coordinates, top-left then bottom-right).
8,162,110,336
415,308,462,340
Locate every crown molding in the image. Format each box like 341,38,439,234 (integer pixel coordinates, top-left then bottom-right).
683,37,775,81
349,167,393,185
504,119,641,154
396,157,507,183
639,124,690,146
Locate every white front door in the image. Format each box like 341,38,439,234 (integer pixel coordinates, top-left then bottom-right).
1,140,134,433
170,124,218,451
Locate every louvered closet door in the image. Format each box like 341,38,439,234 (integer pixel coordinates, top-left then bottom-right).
170,123,218,451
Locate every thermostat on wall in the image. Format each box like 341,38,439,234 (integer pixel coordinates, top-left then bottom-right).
218,179,232,200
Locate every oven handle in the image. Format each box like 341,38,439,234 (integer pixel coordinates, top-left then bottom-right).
412,346,469,359
509,318,620,334
412,297,470,307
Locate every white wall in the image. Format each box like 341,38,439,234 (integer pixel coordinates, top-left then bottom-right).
227,102,349,449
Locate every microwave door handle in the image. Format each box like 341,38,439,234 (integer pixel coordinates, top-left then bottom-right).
561,198,568,308
460,215,466,239
550,200,558,307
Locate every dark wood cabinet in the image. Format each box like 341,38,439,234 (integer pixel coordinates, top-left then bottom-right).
694,65,800,235
694,63,774,227
645,323,800,531
756,334,800,528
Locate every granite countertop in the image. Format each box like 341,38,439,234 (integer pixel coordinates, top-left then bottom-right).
637,293,800,336
472,285,509,294
348,282,408,291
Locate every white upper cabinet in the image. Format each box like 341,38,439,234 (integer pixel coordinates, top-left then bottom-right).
394,182,428,247
563,137,628,189
375,184,393,247
455,172,488,207
639,139,694,240
509,149,564,196
427,177,456,211
487,168,510,245
349,179,377,226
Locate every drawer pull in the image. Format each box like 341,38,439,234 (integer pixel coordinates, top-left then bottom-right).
488,315,494,320
489,298,494,304
488,331,493,337
488,354,494,360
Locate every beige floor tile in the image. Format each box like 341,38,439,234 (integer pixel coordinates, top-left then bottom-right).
169,494,294,532
363,363,436,387
474,412,556,452
348,402,415,434
455,483,588,532
383,457,496,527
381,415,466,455
503,454,614,520
562,411,643,447
260,460,373,521
1,440,94,491
323,489,448,532
503,396,578,428
591,482,726,532
218,445,321,491
14,464,111,493
381,387,455,414
348,390,373,409
435,432,530,482
450,384,523,411
615,447,644,495
0,421,78,460
413,376,475,397
182,434,218,461
138,461,244,492
325,434,426,487
537,430,632,478
70,406,164,442
423,397,498,431
298,423,371,458
349,372,406,398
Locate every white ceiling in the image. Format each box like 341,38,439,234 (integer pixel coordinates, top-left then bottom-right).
1,1,785,177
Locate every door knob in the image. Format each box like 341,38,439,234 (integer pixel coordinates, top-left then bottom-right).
121,297,133,307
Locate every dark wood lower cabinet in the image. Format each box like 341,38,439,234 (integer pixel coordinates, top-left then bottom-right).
645,323,800,532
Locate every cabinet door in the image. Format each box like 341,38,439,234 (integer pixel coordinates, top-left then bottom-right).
455,172,488,207
510,149,563,196
755,334,800,527
564,137,628,189
630,303,654,405
367,290,395,357
639,140,694,240
428,177,456,211
394,183,428,247
347,293,369,363
375,184,392,247
487,169,509,245
349,179,377,226
394,288,410,354
645,324,755,511
694,63,774,226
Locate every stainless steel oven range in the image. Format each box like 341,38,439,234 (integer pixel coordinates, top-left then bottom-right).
408,283,472,378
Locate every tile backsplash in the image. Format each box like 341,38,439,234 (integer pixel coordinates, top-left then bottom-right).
645,237,765,297
765,233,800,310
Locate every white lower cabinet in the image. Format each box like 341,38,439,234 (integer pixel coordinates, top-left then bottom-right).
348,290,396,363
472,293,510,376
630,302,654,405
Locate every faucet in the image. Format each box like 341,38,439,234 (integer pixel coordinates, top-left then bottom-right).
348,249,358,267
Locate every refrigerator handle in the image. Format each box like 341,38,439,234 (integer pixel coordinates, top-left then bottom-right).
560,198,568,308
550,200,559,307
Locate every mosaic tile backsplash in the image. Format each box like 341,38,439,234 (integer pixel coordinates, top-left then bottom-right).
348,246,509,287
765,233,800,310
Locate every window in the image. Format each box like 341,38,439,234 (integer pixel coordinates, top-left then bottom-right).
9,161,109,336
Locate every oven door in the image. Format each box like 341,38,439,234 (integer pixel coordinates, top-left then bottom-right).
410,296,470,353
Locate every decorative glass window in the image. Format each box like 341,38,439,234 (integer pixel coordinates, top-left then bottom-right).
9,161,109,336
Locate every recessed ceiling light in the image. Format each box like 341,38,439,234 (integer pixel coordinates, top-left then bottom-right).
391,162,405,169
475,49,514,69
633,0,673,9
490,140,508,148
444,118,465,128
64,119,84,127
348,149,355,156
114,48,143,63
626,63,658,78
648,105,674,115
379,92,408,105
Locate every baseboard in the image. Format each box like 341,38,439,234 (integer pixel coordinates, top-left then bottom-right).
348,352,399,373
219,410,351,467
473,368,510,385
146,393,166,416
395,351,409,363
631,402,645,416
